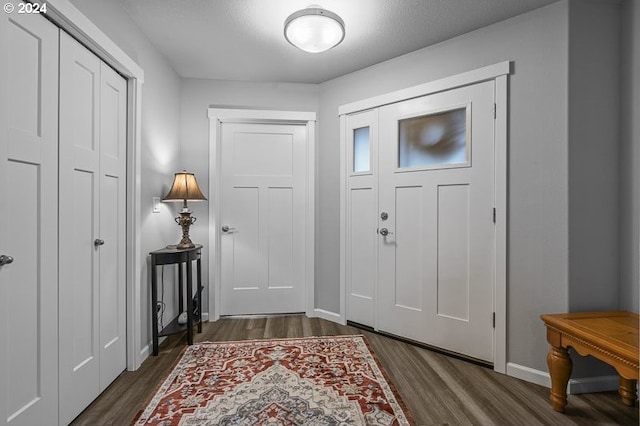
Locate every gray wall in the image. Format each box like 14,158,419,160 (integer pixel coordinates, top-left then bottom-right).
69,0,183,354
318,1,571,372
567,0,620,312
620,0,640,312
180,79,320,314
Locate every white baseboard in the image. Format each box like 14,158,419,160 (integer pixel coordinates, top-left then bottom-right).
139,344,150,364
310,308,345,325
201,312,209,322
507,362,550,388
506,362,620,394
139,336,168,365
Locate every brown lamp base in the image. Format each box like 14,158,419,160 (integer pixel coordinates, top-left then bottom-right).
173,210,196,250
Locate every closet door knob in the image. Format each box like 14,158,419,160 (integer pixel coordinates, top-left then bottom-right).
0,255,14,266
94,239,105,246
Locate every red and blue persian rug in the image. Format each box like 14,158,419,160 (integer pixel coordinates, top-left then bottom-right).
133,335,414,425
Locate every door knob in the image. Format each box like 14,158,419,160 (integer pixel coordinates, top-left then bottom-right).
379,228,393,236
94,239,105,246
0,255,14,266
221,225,236,233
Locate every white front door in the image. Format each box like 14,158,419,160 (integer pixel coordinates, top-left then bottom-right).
0,12,59,426
58,32,127,425
220,122,307,315
377,81,495,363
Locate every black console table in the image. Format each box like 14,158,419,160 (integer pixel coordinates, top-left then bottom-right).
150,244,203,356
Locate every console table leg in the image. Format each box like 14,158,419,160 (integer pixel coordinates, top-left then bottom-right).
547,345,572,412
619,377,637,407
186,259,193,345
151,263,159,356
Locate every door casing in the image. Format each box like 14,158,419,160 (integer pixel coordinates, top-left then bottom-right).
339,62,510,373
208,109,316,320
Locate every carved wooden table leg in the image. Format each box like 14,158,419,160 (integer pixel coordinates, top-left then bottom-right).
619,377,637,407
547,345,573,412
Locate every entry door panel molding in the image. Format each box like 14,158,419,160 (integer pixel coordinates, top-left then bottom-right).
208,109,316,320
339,62,509,373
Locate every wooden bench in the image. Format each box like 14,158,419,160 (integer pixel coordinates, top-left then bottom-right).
540,311,639,413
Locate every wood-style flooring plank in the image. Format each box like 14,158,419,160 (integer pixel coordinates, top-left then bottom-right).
70,315,639,426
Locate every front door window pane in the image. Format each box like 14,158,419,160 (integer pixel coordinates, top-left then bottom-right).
398,107,467,169
353,126,370,173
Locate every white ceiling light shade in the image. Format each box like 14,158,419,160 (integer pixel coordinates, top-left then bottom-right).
284,7,345,53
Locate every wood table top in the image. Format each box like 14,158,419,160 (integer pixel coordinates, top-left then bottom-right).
540,311,639,362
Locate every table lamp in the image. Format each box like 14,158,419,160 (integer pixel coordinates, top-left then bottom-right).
163,171,207,249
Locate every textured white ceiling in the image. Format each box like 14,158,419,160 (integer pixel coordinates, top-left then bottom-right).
118,0,558,84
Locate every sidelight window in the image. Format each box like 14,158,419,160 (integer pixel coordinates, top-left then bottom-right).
353,126,370,173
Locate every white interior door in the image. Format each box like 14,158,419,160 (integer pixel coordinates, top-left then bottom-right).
377,81,495,363
0,12,59,426
59,32,127,424
220,122,307,315
345,109,378,327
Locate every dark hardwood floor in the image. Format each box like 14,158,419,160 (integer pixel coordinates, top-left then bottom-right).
71,315,638,425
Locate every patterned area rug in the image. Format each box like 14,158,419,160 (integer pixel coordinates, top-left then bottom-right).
133,335,414,425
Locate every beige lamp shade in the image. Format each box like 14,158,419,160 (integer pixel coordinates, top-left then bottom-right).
163,171,207,206
163,171,206,249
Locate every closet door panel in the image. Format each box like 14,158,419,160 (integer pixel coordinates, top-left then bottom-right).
0,12,59,426
98,62,127,391
58,31,101,426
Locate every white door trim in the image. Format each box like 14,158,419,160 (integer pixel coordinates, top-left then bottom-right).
208,108,316,321
339,62,510,374
44,0,145,371
338,61,510,115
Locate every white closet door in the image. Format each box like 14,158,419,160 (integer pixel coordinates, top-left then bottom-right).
58,31,102,425
98,62,127,392
59,31,127,424
0,12,59,426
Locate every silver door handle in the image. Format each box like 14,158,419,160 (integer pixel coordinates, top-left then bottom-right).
94,239,105,246
0,255,14,266
379,228,393,236
221,225,236,233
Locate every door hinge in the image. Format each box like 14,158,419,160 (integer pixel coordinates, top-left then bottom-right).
493,103,497,119
492,208,496,223
493,312,496,328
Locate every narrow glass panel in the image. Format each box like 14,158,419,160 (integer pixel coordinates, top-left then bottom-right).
353,126,370,173
398,107,467,169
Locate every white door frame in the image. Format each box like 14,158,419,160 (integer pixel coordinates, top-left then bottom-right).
44,0,145,370
338,61,510,374
208,109,316,321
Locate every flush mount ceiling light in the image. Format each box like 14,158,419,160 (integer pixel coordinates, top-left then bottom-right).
284,6,345,53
